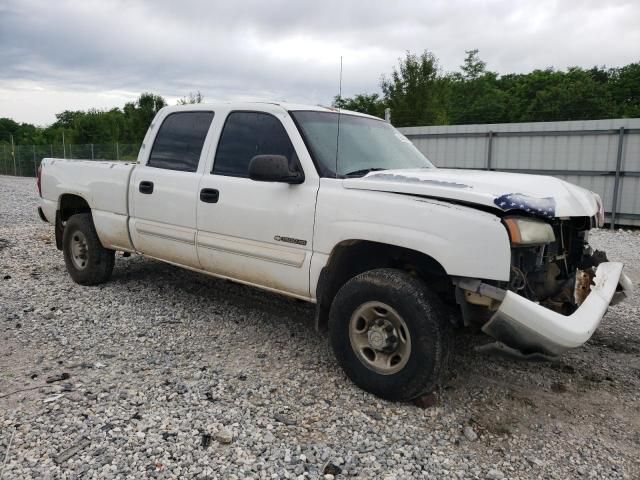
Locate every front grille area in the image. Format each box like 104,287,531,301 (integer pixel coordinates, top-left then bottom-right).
509,218,594,313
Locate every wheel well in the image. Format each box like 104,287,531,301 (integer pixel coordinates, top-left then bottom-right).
59,194,91,221
55,194,91,250
315,240,451,332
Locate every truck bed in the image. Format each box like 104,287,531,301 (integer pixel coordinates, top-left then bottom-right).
40,158,137,250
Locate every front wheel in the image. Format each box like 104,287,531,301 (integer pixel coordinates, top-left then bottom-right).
328,268,452,401
62,213,115,285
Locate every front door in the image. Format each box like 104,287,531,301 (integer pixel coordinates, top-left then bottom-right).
130,110,214,268
196,110,318,298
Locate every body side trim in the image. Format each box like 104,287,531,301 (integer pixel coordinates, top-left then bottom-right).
197,231,306,267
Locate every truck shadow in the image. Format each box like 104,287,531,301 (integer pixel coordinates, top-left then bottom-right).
110,254,318,334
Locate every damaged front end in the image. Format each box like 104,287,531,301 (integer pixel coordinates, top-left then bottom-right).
456,216,632,357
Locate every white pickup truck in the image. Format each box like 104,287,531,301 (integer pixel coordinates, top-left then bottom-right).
37,102,631,401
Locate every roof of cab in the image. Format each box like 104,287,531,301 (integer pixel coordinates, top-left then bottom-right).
162,101,381,120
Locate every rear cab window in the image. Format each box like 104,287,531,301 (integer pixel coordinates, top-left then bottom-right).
148,111,214,172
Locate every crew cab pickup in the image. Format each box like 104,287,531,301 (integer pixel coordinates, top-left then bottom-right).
37,102,632,401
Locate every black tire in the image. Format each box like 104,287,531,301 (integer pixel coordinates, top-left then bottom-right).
328,268,452,401
62,213,115,286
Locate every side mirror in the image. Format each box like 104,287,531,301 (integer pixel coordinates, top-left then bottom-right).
248,155,304,184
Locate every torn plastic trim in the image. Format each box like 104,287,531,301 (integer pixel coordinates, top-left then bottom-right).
612,271,633,305
455,278,506,301
481,262,625,356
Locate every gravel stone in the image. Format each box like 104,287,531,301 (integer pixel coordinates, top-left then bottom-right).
1,175,639,479
487,468,505,479
463,425,478,441
214,429,233,444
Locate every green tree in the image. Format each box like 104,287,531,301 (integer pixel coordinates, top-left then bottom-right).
123,92,167,143
332,93,386,118
459,49,486,81
0,118,20,143
1,92,166,150
609,62,640,117
380,51,449,127
53,110,82,129
448,50,509,124
177,91,204,105
501,68,610,122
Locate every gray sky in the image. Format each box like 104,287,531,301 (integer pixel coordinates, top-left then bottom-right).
1,0,638,125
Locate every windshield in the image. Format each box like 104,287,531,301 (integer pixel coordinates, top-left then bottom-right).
290,111,435,177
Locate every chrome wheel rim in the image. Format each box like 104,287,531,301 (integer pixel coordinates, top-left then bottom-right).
348,301,411,375
70,231,89,270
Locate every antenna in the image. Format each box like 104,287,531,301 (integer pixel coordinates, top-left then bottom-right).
334,56,343,178
339,55,343,101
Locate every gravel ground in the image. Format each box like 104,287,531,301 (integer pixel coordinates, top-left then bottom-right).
1,174,639,480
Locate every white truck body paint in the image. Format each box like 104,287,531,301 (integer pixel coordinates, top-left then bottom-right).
39,159,136,250
313,179,511,282
38,101,627,356
344,168,599,218
193,103,319,297
129,167,202,268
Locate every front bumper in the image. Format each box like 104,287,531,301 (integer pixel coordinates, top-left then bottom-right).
481,262,631,356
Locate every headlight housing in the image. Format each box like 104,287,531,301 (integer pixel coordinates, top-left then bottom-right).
503,217,555,245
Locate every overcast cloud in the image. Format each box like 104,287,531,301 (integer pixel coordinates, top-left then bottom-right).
0,0,638,125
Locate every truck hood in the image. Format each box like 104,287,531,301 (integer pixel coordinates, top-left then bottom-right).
342,168,598,218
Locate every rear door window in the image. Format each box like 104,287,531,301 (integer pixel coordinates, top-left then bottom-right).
148,111,214,172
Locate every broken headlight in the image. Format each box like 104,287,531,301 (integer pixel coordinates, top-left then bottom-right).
503,217,555,245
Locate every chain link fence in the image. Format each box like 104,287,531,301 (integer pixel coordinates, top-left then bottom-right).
0,143,140,177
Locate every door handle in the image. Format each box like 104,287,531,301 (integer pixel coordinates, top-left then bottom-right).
139,181,154,194
200,188,219,203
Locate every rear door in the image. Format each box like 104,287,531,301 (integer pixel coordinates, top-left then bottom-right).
196,109,318,298
130,110,214,268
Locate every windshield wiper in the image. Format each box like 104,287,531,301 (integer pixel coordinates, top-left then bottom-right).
344,168,387,178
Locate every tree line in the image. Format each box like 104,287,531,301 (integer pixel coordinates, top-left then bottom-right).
0,92,167,148
1,50,639,148
335,50,640,126
0,91,204,148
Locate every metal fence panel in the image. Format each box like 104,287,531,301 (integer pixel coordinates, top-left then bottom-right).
399,118,640,227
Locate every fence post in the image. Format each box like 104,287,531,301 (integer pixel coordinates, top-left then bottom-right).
69,144,72,159
486,131,494,170
11,135,16,176
610,127,625,230
116,142,119,160
33,145,37,177
50,144,53,158
91,143,94,160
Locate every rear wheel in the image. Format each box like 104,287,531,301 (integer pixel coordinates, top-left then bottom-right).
62,213,114,285
329,268,452,401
